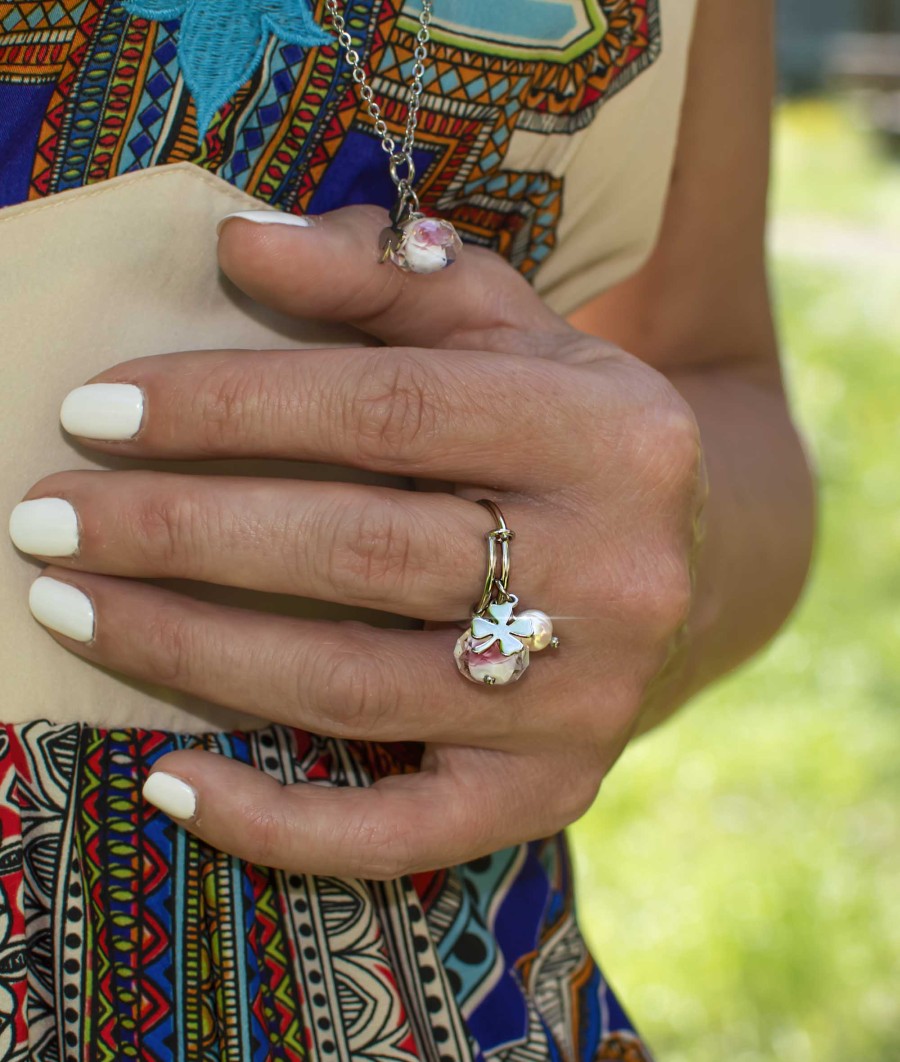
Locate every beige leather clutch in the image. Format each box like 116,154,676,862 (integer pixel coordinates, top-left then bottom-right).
0,164,403,734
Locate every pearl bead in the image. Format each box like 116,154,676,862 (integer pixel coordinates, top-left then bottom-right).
518,610,555,652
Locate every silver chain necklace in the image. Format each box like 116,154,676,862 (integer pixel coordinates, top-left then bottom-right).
324,0,463,274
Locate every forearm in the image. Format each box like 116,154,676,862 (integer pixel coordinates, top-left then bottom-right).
638,359,816,730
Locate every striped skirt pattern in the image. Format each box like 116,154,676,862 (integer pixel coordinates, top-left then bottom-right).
0,720,650,1061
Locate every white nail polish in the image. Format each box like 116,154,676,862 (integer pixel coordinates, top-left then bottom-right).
60,383,144,441
217,210,315,234
143,772,197,820
28,576,95,643
9,498,80,557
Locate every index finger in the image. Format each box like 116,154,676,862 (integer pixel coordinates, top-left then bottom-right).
217,204,570,353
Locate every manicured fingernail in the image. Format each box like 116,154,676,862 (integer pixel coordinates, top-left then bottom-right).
28,576,95,643
217,210,316,235
143,772,197,821
9,498,80,556
60,383,144,441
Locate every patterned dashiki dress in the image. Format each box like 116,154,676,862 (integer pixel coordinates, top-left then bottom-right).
0,1,698,1059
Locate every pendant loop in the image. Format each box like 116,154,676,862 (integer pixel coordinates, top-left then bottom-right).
389,152,416,189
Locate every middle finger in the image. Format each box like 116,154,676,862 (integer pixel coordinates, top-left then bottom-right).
10,472,553,621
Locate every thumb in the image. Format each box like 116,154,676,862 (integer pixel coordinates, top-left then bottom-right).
217,204,568,351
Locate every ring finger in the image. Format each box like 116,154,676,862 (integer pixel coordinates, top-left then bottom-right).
28,568,568,746
10,471,555,621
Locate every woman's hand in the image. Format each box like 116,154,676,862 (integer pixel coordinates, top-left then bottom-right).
9,206,705,879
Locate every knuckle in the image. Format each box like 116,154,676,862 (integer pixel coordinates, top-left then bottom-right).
641,389,703,492
240,802,288,868
350,807,417,881
354,203,392,230
144,605,198,687
129,490,207,570
323,498,416,604
632,550,694,641
553,768,603,827
351,352,442,465
608,543,693,644
197,364,272,453
648,551,694,637
306,637,395,737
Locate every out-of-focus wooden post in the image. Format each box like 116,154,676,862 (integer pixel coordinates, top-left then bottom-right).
864,0,899,32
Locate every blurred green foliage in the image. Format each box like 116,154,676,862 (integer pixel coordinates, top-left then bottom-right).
569,100,900,1062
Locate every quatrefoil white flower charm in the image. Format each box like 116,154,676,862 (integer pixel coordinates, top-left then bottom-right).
471,601,533,656
455,600,549,687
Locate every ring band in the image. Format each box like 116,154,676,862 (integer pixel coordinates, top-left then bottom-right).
473,499,514,616
454,499,559,687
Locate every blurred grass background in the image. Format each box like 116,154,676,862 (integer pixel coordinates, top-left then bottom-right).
570,99,900,1062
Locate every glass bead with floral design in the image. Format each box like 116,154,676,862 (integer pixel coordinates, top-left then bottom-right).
455,600,534,686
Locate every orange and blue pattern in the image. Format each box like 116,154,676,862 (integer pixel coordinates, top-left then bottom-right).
0,0,660,277
0,721,652,1060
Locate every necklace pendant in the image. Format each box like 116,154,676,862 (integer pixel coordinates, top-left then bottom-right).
380,214,463,275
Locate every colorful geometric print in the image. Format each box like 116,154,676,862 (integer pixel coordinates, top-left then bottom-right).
0,0,661,277
402,0,613,61
0,720,653,1061
0,5,663,1055
120,0,332,137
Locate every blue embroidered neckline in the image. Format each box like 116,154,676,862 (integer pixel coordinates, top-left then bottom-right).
123,0,332,137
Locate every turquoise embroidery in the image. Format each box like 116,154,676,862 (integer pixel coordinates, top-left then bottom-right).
405,0,582,43
123,0,332,137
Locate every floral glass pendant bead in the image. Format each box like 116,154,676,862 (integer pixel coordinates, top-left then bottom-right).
386,216,463,274
455,635,530,686
455,600,533,686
